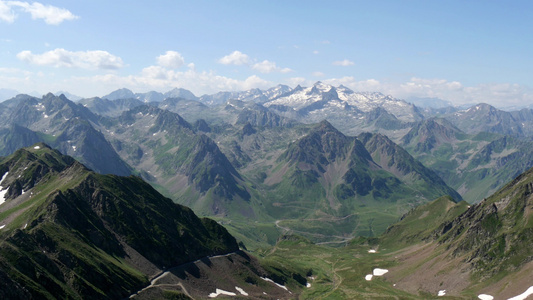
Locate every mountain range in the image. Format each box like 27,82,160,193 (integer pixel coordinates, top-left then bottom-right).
2,85,533,244
0,91,467,247
1,82,533,298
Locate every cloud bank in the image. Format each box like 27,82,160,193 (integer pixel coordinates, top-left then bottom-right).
4,48,533,108
17,48,124,70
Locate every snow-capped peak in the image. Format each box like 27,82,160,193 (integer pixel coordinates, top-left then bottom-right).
307,81,335,95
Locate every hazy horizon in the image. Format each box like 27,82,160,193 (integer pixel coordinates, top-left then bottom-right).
1,0,532,107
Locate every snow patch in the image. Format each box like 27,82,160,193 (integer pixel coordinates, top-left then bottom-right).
438,290,446,296
24,223,27,229
0,172,9,205
235,286,248,296
508,286,533,300
365,268,388,281
208,288,236,298
368,249,377,253
373,268,388,276
478,294,493,300
261,277,290,292
0,225,5,229
0,172,8,185
306,282,311,288
34,146,40,149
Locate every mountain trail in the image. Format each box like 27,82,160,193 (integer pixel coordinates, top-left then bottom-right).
127,251,239,299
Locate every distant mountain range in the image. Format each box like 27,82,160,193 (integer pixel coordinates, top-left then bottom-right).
3,84,533,246
0,92,463,247
93,83,533,139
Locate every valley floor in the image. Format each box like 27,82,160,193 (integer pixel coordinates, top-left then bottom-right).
255,237,533,300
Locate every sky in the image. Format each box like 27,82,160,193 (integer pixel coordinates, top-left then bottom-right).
0,0,532,107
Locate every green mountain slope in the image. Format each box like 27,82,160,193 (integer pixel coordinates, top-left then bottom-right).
0,143,238,299
369,165,533,298
258,165,533,299
250,121,460,243
102,105,251,217
379,196,469,248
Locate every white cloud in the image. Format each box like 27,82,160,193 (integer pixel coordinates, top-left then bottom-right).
328,76,533,107
67,64,273,97
251,61,275,73
312,71,325,77
16,48,124,70
218,50,251,65
280,68,292,74
141,65,168,80
156,51,184,69
332,59,355,66
394,77,533,107
2,1,78,25
0,1,15,23
252,60,292,74
313,50,319,55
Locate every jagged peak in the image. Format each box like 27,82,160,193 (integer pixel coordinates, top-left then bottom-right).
308,81,335,95
314,120,340,134
43,92,56,99
337,84,354,94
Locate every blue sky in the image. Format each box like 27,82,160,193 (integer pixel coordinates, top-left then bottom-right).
1,0,532,107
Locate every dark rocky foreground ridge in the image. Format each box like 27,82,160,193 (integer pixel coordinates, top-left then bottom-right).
0,143,242,299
